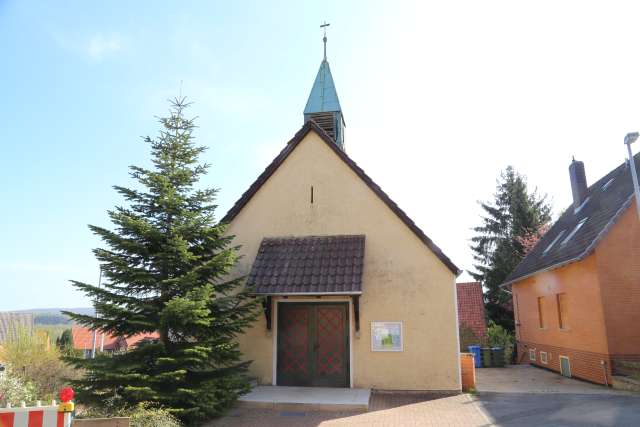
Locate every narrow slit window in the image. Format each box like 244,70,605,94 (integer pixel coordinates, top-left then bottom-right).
561,218,588,246
310,186,314,204
557,293,568,329
537,296,545,329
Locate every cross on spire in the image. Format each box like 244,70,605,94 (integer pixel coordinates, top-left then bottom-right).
320,21,330,61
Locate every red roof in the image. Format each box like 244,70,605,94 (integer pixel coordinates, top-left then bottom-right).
456,282,487,339
71,326,119,350
72,326,159,351
125,332,160,348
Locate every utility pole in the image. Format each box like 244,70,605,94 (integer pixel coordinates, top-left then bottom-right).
91,266,103,358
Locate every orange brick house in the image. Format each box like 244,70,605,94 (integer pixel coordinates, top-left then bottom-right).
502,155,640,385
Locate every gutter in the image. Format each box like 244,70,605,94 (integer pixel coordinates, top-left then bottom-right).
249,291,363,296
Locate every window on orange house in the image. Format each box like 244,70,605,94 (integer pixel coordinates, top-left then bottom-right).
537,296,545,329
557,293,568,329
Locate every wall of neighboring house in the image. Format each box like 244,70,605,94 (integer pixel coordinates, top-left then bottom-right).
225,130,460,391
595,201,640,372
512,254,612,384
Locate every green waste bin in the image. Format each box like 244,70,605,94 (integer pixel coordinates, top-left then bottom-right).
481,347,492,367
491,347,505,367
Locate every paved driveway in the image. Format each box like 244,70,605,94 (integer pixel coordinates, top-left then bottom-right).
205,366,640,426
205,392,488,427
475,392,640,427
474,364,640,426
476,364,621,394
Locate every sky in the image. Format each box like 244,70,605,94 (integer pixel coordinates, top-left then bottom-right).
3,1,640,311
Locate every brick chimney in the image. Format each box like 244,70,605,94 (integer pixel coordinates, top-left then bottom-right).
569,158,588,210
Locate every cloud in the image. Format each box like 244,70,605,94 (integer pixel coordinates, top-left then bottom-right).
87,34,122,61
52,31,124,62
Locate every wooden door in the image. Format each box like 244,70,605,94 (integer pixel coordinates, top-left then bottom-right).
277,302,349,387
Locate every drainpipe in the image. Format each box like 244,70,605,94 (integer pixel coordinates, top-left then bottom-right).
624,132,640,221
601,360,609,387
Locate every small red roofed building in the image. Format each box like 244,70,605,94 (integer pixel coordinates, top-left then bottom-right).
71,326,158,358
457,282,487,346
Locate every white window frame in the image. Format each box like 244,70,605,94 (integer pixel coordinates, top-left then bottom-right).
529,348,536,361
540,351,548,364
559,355,572,377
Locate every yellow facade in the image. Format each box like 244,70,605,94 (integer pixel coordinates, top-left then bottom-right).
225,129,461,391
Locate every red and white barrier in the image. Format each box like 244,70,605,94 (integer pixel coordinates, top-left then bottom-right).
0,403,72,427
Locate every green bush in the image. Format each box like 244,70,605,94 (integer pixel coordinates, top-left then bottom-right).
78,400,182,427
0,327,80,401
486,320,514,363
459,324,482,352
618,361,640,381
129,403,182,427
0,366,38,406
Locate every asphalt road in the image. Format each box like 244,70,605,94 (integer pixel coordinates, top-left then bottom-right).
475,392,640,427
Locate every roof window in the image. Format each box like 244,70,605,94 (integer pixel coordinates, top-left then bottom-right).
543,230,566,255
574,196,590,214
561,218,588,247
601,178,615,191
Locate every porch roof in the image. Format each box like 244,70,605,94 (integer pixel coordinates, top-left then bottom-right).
247,235,365,295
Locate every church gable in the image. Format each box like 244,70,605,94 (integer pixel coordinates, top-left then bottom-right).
222,121,459,276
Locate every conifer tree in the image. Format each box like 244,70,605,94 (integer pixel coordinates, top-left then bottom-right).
64,98,259,425
470,166,551,331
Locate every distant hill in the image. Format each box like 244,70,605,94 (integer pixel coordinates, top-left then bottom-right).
8,308,94,325
13,308,94,315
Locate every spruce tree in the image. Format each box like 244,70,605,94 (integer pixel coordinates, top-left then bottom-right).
470,166,551,331
64,98,259,425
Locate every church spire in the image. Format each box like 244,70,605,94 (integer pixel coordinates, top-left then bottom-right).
303,22,345,150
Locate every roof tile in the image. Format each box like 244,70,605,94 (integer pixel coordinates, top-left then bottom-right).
505,154,640,284
247,235,365,294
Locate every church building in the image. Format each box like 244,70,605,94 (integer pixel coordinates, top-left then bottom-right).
224,34,462,391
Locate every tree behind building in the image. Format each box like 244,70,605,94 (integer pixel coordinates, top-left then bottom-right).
470,166,551,331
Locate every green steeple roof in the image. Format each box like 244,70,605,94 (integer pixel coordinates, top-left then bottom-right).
302,26,345,150
303,59,342,115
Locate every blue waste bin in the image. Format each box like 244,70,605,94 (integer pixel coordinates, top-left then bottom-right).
468,345,482,368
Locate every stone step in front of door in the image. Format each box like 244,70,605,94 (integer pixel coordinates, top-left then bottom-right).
237,386,371,411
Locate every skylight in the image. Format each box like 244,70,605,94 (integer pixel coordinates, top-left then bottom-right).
561,218,588,246
543,230,566,255
574,196,590,214
601,178,615,191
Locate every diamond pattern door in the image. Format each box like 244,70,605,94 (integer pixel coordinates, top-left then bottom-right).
314,305,348,387
277,303,349,387
277,305,311,386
